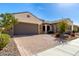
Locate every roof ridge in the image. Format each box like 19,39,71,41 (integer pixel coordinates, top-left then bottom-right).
12,11,31,14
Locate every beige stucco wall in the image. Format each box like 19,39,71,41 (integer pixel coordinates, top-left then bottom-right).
73,25,79,32
13,13,43,25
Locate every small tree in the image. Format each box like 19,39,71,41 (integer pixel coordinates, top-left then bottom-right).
58,21,68,34
57,21,68,43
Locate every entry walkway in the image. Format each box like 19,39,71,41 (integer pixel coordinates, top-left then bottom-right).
36,38,79,56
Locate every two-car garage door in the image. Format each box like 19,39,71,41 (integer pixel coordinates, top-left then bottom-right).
14,22,38,35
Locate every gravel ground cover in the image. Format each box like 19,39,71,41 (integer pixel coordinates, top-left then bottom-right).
0,39,20,56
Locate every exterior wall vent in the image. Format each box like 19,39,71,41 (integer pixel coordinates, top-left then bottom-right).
27,15,30,18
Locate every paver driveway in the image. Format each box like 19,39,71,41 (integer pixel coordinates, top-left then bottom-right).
13,34,58,56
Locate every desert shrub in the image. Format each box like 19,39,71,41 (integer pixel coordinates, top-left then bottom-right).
70,33,75,37
0,33,10,50
72,31,75,33
55,33,60,38
47,31,54,34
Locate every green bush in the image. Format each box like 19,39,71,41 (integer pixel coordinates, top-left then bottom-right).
0,33,10,50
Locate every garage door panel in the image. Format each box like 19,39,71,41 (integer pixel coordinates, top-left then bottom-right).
14,23,38,35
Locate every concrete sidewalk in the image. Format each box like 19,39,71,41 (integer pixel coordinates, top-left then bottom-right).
36,38,79,56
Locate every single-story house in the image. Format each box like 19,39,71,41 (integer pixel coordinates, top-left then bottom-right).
9,12,74,35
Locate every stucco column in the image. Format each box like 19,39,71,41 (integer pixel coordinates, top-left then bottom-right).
38,24,41,34
53,25,56,33
38,24,43,34
45,24,47,33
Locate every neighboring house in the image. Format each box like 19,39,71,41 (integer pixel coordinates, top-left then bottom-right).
9,12,74,35
73,25,79,32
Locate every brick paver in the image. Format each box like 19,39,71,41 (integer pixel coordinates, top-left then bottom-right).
14,34,58,56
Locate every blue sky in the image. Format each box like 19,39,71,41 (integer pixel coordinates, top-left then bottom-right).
0,3,79,25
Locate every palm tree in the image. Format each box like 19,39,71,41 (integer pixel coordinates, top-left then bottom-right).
0,13,18,33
